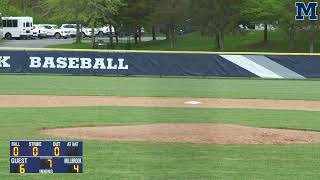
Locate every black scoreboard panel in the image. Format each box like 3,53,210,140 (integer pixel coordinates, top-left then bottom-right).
10,140,83,173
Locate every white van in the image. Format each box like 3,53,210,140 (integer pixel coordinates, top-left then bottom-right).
2,16,33,40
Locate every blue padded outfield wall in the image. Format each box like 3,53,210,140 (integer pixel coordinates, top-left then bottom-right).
0,48,319,79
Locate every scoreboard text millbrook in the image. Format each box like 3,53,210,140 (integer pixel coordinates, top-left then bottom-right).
10,140,83,173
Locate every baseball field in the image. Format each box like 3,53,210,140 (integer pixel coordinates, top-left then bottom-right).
1,75,320,179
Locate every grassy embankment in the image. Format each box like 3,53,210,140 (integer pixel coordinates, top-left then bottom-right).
47,30,320,53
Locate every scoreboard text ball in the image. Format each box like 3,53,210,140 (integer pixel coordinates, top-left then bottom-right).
10,140,83,174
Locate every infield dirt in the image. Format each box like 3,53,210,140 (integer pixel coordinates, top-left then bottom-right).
40,124,320,144
1,95,320,111
3,95,320,145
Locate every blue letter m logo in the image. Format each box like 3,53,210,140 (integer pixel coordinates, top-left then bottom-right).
296,2,318,20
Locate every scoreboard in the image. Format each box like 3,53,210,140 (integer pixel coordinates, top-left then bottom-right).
10,140,83,173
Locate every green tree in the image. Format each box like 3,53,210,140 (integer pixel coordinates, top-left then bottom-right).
43,0,88,43
83,0,124,48
278,0,298,50
153,0,189,49
296,0,320,53
242,0,282,43
191,0,242,51
278,0,320,53
0,0,22,16
5,0,48,23
121,0,155,44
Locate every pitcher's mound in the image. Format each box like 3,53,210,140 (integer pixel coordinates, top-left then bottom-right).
39,124,320,144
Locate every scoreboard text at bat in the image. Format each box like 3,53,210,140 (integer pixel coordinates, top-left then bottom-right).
10,141,83,173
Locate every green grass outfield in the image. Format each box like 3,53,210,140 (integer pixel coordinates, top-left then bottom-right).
1,75,320,100
1,75,320,179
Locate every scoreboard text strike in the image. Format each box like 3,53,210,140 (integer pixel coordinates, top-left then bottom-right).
10,140,83,173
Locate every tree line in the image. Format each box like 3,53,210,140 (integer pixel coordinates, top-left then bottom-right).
0,0,319,52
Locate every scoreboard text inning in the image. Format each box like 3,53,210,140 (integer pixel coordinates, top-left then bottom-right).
10,140,83,173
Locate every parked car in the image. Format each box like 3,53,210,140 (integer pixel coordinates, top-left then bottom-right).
98,25,115,37
255,24,276,31
139,27,145,35
81,27,94,38
60,24,77,37
239,24,250,30
42,24,70,39
61,24,96,38
2,16,33,40
32,24,47,39
135,27,145,37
